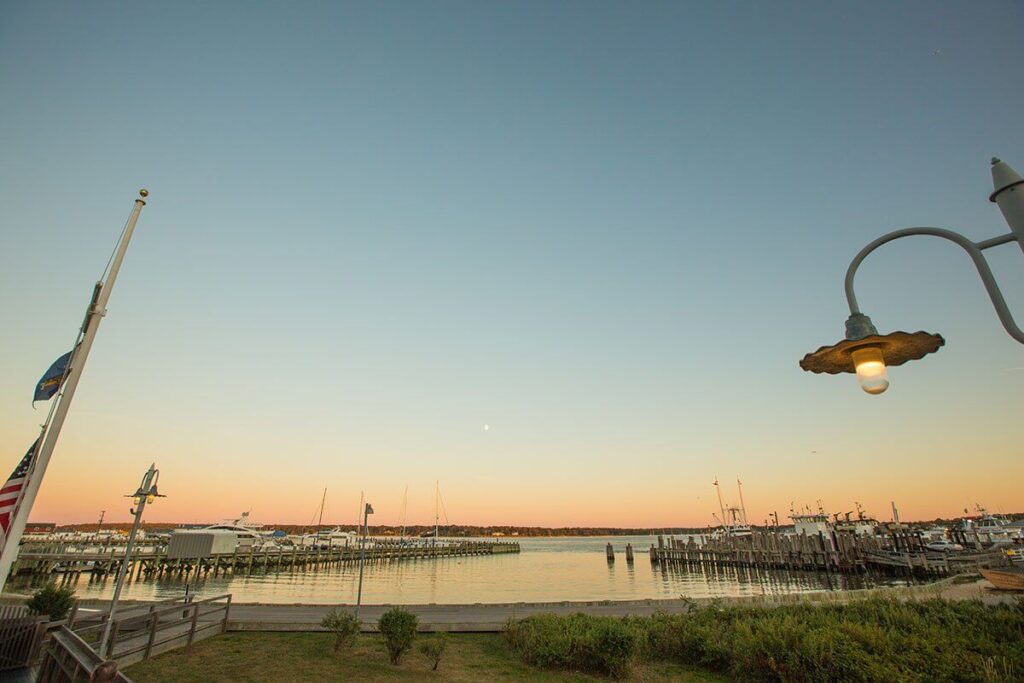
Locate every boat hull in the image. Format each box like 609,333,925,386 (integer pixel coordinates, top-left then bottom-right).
980,568,1024,591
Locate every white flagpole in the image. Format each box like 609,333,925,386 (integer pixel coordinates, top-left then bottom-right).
0,190,149,591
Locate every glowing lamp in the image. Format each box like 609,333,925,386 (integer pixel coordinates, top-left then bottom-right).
850,346,888,394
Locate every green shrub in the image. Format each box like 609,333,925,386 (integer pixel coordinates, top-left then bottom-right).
377,607,418,665
320,608,360,653
505,613,638,679
584,619,639,679
26,583,75,621
417,632,448,670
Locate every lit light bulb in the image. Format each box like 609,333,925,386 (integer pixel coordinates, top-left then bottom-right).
851,346,889,395
132,495,142,506
146,494,156,504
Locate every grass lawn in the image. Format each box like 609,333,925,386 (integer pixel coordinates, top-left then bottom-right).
124,632,724,682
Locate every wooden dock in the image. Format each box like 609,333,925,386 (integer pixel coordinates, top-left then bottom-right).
648,530,1008,577
13,539,520,580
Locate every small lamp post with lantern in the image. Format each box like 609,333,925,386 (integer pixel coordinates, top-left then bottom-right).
99,463,164,657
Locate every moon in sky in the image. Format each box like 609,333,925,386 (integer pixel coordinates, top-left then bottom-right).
483,424,490,431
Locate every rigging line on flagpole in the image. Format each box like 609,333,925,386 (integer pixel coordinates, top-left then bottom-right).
100,212,133,283
33,217,118,415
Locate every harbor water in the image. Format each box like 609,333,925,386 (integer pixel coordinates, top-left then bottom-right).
13,536,901,604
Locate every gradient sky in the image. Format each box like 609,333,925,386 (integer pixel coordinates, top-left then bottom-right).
1,2,1022,528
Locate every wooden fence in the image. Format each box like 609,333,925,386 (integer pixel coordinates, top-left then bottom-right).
72,593,232,667
0,603,48,672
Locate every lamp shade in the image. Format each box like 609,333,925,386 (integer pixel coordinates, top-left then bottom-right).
800,331,945,374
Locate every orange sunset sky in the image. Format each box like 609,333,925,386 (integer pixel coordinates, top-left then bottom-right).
2,3,1022,529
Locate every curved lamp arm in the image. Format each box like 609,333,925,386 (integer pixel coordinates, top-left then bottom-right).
844,227,1024,344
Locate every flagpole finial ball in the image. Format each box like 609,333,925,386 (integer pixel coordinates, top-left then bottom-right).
139,189,149,198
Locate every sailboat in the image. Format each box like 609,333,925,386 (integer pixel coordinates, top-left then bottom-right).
287,490,357,548
419,481,447,541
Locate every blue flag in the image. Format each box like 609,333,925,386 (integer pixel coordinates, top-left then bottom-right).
34,351,72,403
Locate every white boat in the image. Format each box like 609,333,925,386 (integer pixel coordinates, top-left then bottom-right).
955,505,1016,546
712,478,753,538
295,527,356,548
833,504,880,536
199,511,277,548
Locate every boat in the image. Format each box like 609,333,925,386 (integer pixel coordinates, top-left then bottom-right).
980,568,1024,591
296,527,357,548
712,478,752,538
954,505,1016,546
833,503,881,536
196,511,277,548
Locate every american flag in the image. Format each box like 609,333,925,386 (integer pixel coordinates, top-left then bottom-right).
0,440,38,555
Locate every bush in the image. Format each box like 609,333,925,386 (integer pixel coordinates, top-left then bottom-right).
26,583,75,621
418,632,448,670
505,599,1024,682
505,613,638,679
377,607,418,665
320,608,360,653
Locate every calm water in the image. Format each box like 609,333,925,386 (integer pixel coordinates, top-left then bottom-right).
16,536,899,604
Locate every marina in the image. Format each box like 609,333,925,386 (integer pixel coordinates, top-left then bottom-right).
8,536,904,605
648,529,1009,577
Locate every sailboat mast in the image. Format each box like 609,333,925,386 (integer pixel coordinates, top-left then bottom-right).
316,488,327,536
0,191,148,591
399,484,408,540
736,477,749,525
434,481,439,541
713,478,728,531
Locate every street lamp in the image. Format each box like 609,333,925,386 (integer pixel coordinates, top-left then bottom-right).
800,158,1024,394
354,502,373,620
99,463,164,657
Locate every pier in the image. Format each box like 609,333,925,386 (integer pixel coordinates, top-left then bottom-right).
648,530,1008,577
12,539,520,580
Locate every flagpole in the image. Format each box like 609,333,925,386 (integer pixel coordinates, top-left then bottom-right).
0,190,149,591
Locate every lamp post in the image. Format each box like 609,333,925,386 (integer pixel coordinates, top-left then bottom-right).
354,502,373,620
800,158,1024,394
99,464,164,657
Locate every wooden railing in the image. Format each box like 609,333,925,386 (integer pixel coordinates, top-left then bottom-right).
37,627,132,682
0,603,48,672
72,594,231,666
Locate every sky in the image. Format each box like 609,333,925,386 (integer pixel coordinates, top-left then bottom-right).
1,2,1022,528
